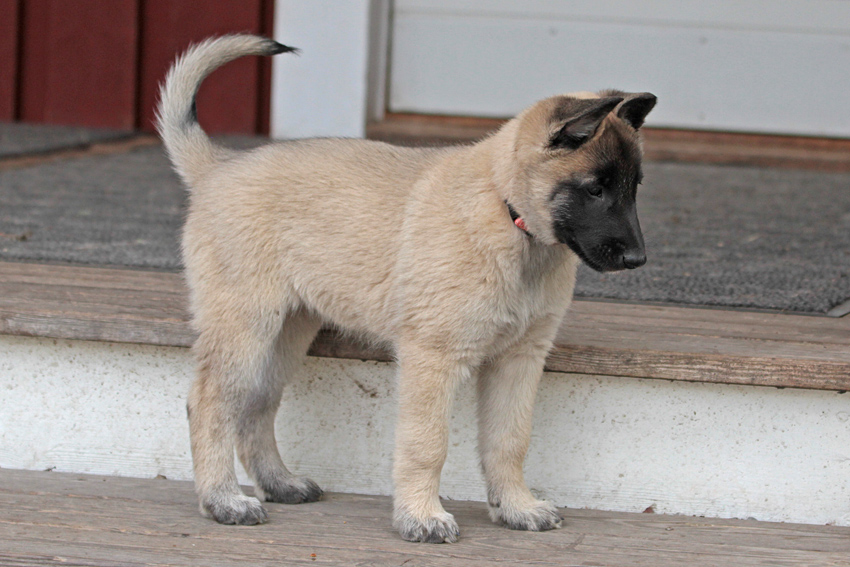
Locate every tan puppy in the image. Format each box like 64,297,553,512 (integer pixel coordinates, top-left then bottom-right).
157,35,656,543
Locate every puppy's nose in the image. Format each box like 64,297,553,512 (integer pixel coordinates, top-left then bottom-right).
622,250,646,269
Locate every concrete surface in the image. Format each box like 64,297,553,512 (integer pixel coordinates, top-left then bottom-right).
577,161,850,313
3,333,850,527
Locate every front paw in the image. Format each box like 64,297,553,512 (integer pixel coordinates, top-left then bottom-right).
200,492,268,525
489,498,563,531
393,509,460,543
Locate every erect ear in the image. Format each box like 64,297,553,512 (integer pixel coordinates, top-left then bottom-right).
616,92,657,130
548,97,623,150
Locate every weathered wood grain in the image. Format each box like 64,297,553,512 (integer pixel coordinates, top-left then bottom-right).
367,114,850,172
551,300,850,390
0,262,193,347
0,261,186,292
2,261,849,390
309,328,394,363
1,469,849,567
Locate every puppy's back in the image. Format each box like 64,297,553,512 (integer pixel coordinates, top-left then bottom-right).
183,138,453,338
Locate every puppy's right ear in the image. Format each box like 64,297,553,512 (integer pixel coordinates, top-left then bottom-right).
548,97,623,150
616,92,657,130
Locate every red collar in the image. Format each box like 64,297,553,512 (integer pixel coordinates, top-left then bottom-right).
505,201,531,234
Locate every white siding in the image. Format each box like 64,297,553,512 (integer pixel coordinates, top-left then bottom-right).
390,0,850,136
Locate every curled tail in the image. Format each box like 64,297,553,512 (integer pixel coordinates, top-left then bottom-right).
156,34,296,186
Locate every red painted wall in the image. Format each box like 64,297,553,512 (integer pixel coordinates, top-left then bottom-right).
18,0,139,129
137,0,268,134
3,0,273,134
0,0,20,121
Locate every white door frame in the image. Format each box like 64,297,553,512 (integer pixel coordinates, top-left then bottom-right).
271,0,390,139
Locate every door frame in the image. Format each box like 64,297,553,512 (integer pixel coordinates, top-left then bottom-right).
270,0,390,139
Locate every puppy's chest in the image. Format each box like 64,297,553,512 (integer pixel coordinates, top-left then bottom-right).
477,250,577,354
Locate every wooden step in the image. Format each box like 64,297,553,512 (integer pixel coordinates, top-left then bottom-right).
2,260,848,390
368,113,850,172
1,468,848,567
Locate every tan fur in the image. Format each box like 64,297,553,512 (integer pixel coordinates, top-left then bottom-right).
157,35,652,543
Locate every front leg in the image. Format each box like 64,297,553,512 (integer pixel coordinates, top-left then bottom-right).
477,316,564,531
393,345,470,543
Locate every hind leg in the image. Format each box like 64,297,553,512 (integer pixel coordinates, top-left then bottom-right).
235,308,324,504
187,308,282,525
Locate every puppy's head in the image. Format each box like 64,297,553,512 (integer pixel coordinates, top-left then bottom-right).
507,90,656,272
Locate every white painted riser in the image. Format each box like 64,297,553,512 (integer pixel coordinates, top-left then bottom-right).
2,334,849,527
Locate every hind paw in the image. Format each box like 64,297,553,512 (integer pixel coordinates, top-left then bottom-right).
256,476,323,504
490,498,563,531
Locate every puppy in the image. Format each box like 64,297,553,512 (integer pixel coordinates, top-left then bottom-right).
157,35,655,543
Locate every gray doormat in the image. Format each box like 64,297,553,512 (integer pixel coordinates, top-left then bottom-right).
1,140,848,314
0,123,133,159
578,162,850,314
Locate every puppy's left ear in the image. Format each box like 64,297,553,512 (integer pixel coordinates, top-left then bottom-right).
616,92,657,130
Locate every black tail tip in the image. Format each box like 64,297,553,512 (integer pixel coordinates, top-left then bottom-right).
268,40,299,56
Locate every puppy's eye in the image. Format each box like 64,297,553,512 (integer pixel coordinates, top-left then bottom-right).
586,184,604,198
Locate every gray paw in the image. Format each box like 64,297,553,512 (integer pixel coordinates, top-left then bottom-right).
256,476,323,504
201,493,268,525
394,510,460,543
490,499,563,531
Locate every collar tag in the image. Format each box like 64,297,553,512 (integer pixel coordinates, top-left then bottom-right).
505,201,531,235
514,216,529,232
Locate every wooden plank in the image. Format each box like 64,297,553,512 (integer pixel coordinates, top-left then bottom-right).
310,328,393,363
368,114,850,172
137,0,265,134
0,0,20,121
643,129,850,172
548,345,850,391
0,262,192,347
561,301,850,357
17,0,139,129
1,469,849,567
1,261,849,390
0,261,185,293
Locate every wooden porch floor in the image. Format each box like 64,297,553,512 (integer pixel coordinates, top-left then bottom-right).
2,469,849,567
